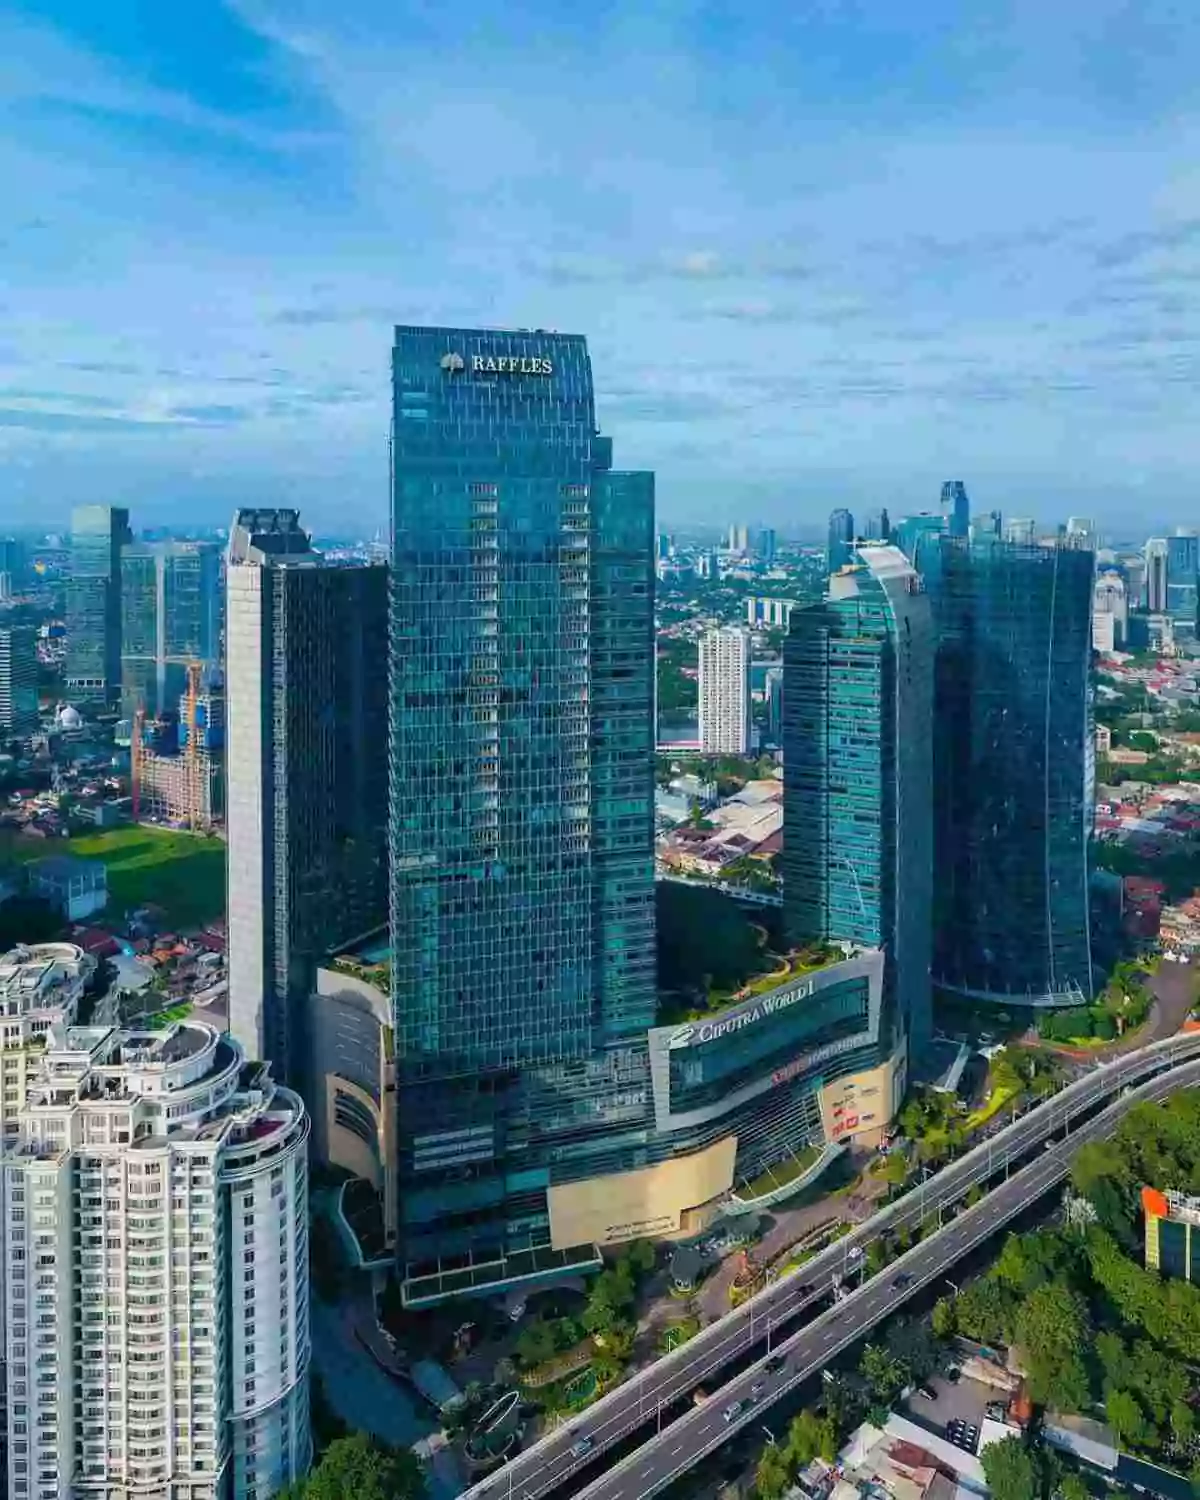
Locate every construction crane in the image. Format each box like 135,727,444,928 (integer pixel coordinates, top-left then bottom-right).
183,661,204,832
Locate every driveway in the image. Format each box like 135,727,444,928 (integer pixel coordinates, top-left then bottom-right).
310,1294,434,1449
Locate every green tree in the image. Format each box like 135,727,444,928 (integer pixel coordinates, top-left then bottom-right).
1056,1474,1091,1500
625,1239,656,1278
1105,1389,1147,1448
753,1442,790,1500
859,1344,908,1407
931,1297,956,1339
981,1434,1039,1500
282,1432,426,1500
1015,1284,1092,1411
785,1409,836,1467
516,1318,559,1369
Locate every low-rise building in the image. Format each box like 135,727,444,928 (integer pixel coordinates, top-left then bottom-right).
25,854,107,921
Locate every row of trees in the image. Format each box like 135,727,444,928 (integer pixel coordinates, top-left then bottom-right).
276,1433,425,1500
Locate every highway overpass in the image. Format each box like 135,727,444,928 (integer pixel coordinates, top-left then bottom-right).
464,1032,1200,1500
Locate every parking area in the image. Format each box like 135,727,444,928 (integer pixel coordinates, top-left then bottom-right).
903,1372,994,1453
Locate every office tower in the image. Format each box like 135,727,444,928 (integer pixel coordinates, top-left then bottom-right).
0,1020,311,1500
656,532,673,561
1123,554,1147,612
986,509,1002,538
757,526,778,563
727,523,750,554
696,549,719,579
746,596,796,630
1093,571,1128,650
0,625,38,738
226,509,387,1086
121,541,222,718
0,538,26,598
783,544,934,1055
389,326,658,1302
698,627,752,754
863,507,890,541
929,537,1094,1007
940,480,970,539
65,505,132,701
1145,538,1169,612
892,513,946,571
826,508,855,572
1004,517,1036,544
1167,530,1200,635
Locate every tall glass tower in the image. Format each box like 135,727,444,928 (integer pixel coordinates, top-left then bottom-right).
928,536,1094,1007
826,508,855,573
65,504,132,701
390,326,656,1304
783,544,934,1059
940,479,970,539
121,541,222,718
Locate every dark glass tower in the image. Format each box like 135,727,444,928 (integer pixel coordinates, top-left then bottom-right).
783,544,934,1057
1167,531,1199,635
65,504,132,701
928,537,1094,1007
390,326,656,1303
940,479,970,539
226,509,388,1086
826,508,855,573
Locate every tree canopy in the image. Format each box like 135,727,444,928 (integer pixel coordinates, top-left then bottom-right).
277,1433,426,1500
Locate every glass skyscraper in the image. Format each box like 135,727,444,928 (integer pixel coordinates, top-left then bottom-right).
1167,530,1199,635
940,479,970,539
226,510,388,1087
782,544,934,1059
928,536,1094,1007
65,504,132,701
390,326,656,1304
121,541,222,718
826,508,855,573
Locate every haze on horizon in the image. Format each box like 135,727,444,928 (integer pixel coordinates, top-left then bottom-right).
1,0,1198,534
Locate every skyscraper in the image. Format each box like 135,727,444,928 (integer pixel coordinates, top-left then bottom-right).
757,526,778,563
863,507,890,541
783,544,934,1056
121,541,222,718
225,509,388,1086
65,504,132,701
940,480,970,539
1167,530,1199,635
389,326,657,1304
1094,570,1128,650
928,537,1094,1007
826,508,855,572
0,625,38,738
698,626,752,754
1004,517,1036,544
728,523,750,554
0,1020,311,1500
1145,537,1169,612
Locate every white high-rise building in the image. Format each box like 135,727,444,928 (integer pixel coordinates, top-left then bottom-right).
0,1020,311,1500
1093,571,1128,649
698,627,751,754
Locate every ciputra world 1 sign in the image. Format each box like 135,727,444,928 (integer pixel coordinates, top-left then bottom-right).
441,352,554,376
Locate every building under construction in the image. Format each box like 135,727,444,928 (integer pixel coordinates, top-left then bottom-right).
131,664,224,830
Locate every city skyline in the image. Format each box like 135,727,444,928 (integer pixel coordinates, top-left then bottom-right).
1,2,1199,529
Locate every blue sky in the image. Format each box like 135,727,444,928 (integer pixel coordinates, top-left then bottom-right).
1,0,1198,534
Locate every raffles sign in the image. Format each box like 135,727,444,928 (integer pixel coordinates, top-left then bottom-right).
441,352,554,376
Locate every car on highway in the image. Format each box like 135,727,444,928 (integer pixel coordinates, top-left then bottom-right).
797,1282,815,1295
892,1272,913,1288
723,1400,746,1423
570,1437,594,1458
750,1379,766,1396
764,1354,787,1374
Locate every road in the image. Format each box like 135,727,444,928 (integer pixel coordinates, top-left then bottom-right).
570,1054,1200,1500
463,1032,1200,1500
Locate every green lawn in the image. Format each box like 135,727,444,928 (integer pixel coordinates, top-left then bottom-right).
2,826,225,933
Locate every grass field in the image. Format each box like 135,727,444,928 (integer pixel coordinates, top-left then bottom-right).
1,825,225,933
